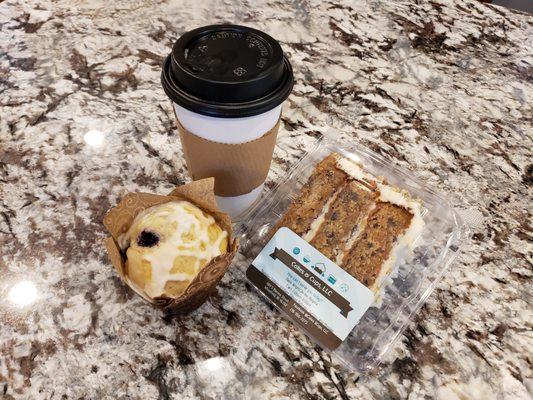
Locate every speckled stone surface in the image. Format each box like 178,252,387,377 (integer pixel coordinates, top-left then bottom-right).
1,0,532,399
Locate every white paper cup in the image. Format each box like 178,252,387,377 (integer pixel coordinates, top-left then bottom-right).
161,24,293,218
174,103,281,218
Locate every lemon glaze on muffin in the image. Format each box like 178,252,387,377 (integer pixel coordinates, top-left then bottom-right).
119,201,228,298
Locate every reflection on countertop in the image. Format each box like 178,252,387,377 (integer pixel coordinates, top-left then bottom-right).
8,281,38,307
1,0,532,399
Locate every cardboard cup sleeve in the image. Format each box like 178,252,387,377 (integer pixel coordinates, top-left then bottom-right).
103,178,239,314
177,118,280,197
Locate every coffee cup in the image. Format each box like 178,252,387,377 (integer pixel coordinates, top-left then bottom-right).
161,24,294,218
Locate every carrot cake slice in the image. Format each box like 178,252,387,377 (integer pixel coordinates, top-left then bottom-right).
271,152,424,292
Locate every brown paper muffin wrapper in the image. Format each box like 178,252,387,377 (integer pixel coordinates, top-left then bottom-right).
103,178,239,314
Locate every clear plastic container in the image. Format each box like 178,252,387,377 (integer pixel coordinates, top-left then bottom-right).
236,131,470,373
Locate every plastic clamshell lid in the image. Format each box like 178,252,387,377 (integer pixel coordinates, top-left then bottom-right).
236,132,470,373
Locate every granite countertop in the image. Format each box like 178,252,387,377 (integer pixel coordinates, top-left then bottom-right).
1,0,532,399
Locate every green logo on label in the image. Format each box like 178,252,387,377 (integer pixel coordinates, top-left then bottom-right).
313,263,326,277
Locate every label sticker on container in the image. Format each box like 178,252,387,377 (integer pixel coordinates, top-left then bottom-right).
247,227,374,350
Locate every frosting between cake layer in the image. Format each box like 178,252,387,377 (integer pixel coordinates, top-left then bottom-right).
302,185,345,242
335,202,376,266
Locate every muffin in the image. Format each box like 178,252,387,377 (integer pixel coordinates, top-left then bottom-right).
119,200,229,298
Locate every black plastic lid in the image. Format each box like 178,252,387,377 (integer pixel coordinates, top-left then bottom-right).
161,24,294,118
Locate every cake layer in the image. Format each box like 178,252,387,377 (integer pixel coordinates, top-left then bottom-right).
272,154,348,237
309,180,376,261
341,202,413,288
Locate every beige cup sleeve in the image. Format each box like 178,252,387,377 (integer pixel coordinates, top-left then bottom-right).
176,118,279,197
